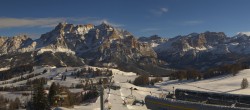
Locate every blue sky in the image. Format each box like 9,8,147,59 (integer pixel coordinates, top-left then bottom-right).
0,0,250,39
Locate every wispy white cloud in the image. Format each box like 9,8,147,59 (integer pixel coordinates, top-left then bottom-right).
150,7,168,16
0,17,65,28
140,28,161,32
0,17,124,28
161,8,168,13
183,20,203,25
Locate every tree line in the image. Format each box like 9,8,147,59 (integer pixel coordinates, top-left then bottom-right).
133,75,163,86
203,63,248,79
0,65,33,81
169,63,248,80
0,94,21,110
0,77,47,91
71,67,113,78
27,81,99,110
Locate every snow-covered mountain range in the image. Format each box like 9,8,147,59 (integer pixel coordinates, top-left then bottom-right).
2,22,250,72
139,32,250,70
0,22,170,75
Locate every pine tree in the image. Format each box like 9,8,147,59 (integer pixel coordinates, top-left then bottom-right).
48,82,58,106
64,75,66,81
33,82,50,110
9,97,20,110
241,78,249,89
133,75,149,86
43,69,47,74
14,97,21,109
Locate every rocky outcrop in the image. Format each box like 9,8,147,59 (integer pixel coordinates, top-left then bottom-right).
138,35,168,47
0,35,34,54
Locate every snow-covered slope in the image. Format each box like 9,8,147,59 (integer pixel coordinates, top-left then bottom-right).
2,66,250,110
0,66,152,110
156,69,250,95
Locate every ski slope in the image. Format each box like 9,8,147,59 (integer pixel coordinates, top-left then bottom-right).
1,66,250,110
0,66,153,110
156,69,250,95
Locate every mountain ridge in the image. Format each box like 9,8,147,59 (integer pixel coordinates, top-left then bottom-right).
139,32,250,70
0,22,170,75
2,22,250,73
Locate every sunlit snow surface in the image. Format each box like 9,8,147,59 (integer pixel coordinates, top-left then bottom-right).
0,67,10,71
1,66,250,110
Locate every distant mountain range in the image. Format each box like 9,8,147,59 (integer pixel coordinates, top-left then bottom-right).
0,23,171,75
1,22,250,74
139,32,250,70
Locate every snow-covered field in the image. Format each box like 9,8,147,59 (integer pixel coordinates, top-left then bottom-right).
156,69,250,95
1,66,250,110
0,66,153,110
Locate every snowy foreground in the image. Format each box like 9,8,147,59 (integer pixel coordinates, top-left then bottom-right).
1,66,250,110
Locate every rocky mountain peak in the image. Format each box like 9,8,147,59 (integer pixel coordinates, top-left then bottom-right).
139,35,163,41
96,22,114,33
232,32,250,43
0,35,34,54
200,31,227,44
52,23,94,35
236,32,250,36
138,35,168,48
0,23,167,74
152,31,250,70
